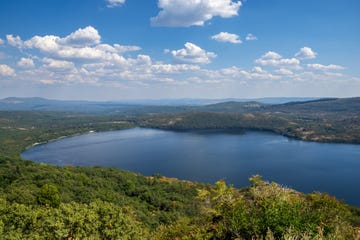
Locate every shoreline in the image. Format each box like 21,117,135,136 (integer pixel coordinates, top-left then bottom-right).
23,126,360,155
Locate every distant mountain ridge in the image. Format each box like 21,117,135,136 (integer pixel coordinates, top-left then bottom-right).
271,97,360,114
0,97,140,113
2,97,360,115
0,97,319,112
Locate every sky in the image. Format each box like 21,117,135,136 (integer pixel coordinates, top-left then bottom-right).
0,0,359,100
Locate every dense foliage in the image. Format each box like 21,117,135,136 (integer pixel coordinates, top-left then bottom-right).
142,109,360,144
156,176,359,239
0,199,148,239
0,156,201,228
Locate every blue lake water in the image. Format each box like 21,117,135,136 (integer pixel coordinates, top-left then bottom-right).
21,127,360,206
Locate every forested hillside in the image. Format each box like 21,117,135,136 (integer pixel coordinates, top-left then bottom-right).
140,98,360,144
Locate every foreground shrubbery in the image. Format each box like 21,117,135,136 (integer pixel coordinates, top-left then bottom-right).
0,155,201,230
0,199,148,239
1,160,359,239
1,154,359,239
156,176,360,240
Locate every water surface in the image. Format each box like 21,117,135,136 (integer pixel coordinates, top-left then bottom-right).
22,128,360,205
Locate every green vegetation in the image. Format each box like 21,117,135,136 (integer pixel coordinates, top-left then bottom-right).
0,97,360,238
0,155,202,239
0,198,148,239
0,111,135,157
1,157,359,239
141,98,360,144
155,177,359,239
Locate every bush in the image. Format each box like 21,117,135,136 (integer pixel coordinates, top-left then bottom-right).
165,176,360,239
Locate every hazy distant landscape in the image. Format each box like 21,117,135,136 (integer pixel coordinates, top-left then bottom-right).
1,0,360,239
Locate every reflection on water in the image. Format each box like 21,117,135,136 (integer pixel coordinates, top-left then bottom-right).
22,127,360,206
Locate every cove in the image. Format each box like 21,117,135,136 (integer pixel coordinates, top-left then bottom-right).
21,127,360,206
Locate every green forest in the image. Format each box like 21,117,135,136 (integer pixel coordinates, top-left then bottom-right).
1,98,360,239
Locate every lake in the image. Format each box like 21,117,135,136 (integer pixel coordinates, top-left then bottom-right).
21,127,360,206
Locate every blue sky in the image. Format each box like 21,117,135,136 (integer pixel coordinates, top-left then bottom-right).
0,0,359,100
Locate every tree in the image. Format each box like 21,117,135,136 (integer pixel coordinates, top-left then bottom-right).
38,184,60,207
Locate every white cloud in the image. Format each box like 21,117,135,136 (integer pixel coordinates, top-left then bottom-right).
0,64,16,76
94,43,141,54
6,34,23,47
245,33,257,41
58,47,107,60
23,27,102,53
17,58,35,69
106,0,126,8
94,44,117,53
211,32,242,44
220,66,241,75
243,66,280,80
59,26,101,46
0,38,4,44
42,58,76,71
307,63,345,71
24,35,60,53
295,47,317,60
218,66,249,79
152,63,200,74
255,51,301,69
260,51,282,60
113,44,141,53
208,66,280,81
3,26,353,94
252,66,265,74
22,27,139,64
130,54,152,66
275,68,294,75
151,0,242,27
170,42,216,64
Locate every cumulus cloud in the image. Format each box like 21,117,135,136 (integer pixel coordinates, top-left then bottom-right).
219,66,244,78
22,26,101,52
19,26,140,63
255,51,301,69
113,44,141,53
275,68,294,75
245,33,257,41
42,58,76,71
106,0,126,8
211,32,242,44
213,66,280,81
24,35,60,52
152,63,200,74
60,26,101,46
151,0,242,27
17,58,35,69
170,42,217,64
260,51,282,60
251,66,279,79
0,64,16,76
6,34,23,47
295,47,317,60
0,38,4,44
3,26,351,92
239,66,280,80
2,26,160,85
307,63,345,71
